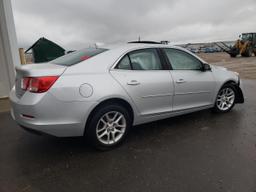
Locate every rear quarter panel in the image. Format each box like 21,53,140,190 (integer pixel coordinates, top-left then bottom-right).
49,71,139,124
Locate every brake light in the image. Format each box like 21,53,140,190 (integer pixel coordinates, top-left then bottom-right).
80,55,90,61
21,76,59,93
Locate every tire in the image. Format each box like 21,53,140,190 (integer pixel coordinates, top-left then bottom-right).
241,47,252,57
230,53,237,58
86,104,132,150
229,47,239,57
213,84,236,113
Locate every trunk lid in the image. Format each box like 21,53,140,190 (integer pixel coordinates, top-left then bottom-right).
15,63,67,98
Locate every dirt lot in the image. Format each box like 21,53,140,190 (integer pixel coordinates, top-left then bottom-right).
1,80,256,192
198,52,256,79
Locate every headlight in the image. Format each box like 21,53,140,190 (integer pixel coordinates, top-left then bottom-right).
234,72,239,76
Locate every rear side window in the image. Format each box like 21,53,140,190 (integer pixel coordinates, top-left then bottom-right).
117,55,131,70
51,48,108,66
116,49,162,70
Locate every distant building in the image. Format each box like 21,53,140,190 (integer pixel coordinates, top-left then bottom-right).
177,41,235,53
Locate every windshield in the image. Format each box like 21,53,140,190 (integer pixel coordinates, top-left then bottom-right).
241,33,253,41
51,48,108,66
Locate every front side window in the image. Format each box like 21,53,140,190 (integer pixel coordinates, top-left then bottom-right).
164,48,202,70
116,49,162,70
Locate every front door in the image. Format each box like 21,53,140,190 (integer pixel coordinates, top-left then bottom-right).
162,48,216,111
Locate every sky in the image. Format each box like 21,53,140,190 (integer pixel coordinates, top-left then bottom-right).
11,0,256,50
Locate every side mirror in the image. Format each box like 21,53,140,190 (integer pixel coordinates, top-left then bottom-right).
201,63,211,71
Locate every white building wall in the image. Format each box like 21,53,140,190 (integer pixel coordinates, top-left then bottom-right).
0,0,20,98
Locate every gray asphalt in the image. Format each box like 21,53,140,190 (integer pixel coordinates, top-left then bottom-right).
0,80,256,192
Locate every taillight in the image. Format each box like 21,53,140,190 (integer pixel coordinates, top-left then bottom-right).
21,76,59,93
21,77,30,90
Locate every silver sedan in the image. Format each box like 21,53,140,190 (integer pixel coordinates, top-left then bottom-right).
10,43,244,149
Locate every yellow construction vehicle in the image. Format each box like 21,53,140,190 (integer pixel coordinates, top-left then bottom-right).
215,33,256,57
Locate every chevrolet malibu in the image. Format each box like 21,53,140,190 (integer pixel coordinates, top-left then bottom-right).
10,43,244,149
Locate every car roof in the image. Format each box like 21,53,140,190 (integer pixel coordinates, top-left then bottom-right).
103,43,180,52
103,43,204,61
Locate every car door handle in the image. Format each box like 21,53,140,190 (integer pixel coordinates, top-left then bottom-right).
176,79,186,84
127,80,140,86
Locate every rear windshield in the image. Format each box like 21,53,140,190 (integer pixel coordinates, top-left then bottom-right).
51,48,108,66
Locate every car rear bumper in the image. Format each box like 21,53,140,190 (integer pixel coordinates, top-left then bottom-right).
9,87,98,137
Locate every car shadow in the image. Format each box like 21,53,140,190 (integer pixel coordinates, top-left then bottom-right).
15,107,243,156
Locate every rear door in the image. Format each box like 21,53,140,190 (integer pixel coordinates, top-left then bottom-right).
162,48,216,111
111,48,174,116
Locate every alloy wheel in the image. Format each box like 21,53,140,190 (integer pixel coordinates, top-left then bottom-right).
216,87,235,111
96,111,126,145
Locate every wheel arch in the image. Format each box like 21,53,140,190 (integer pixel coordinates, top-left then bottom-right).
84,98,134,135
220,80,244,103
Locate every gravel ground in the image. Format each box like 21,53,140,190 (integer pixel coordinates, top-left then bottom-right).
198,52,256,79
